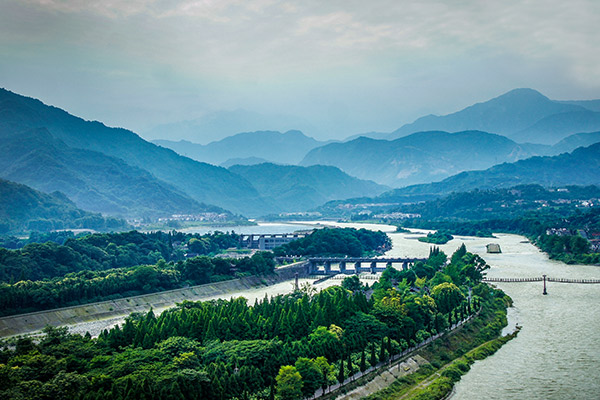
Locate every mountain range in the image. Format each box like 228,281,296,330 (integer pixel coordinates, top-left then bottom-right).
153,130,327,165
387,88,600,144
301,130,538,187
228,163,388,213
379,142,600,201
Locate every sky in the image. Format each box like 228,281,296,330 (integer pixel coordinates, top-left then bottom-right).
1,0,599,142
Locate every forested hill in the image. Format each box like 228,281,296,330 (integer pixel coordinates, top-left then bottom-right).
229,163,388,213
383,142,600,199
0,179,128,234
0,128,219,218
300,130,537,187
0,88,269,216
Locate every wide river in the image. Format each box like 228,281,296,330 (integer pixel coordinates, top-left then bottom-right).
254,221,600,400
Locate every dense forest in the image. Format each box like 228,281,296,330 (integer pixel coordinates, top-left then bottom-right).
273,228,390,257
0,230,241,282
0,245,508,400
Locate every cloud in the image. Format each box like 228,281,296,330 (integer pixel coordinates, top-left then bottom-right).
1,0,599,137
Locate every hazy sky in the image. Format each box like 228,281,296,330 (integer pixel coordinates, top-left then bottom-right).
1,0,599,141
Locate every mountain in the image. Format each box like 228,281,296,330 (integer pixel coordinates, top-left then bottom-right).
0,88,269,216
389,88,600,144
153,130,326,165
300,130,537,187
0,178,128,234
511,111,600,144
143,109,319,144
0,128,218,218
384,142,600,199
228,163,389,213
220,157,270,168
551,131,600,154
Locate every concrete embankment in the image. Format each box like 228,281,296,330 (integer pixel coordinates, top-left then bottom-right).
0,262,309,338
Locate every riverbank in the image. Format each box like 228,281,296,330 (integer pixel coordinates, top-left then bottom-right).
0,261,310,338
341,287,514,400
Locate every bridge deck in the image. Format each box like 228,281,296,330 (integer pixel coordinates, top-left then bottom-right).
483,277,600,284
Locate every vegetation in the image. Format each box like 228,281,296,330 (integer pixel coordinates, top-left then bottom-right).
0,230,242,282
0,179,128,234
0,245,499,399
273,227,390,257
418,230,454,245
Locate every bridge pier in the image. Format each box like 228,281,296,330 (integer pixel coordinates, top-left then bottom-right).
340,261,346,273
386,261,392,269
402,261,408,271
324,261,331,275
543,274,547,295
355,262,362,274
370,261,377,274
309,260,316,274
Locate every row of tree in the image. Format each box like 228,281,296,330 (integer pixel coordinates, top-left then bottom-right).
0,230,241,282
0,252,275,316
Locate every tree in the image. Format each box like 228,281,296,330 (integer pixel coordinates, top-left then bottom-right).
360,349,367,372
431,282,465,314
276,366,303,400
337,358,345,384
294,358,321,397
370,342,377,367
341,275,363,292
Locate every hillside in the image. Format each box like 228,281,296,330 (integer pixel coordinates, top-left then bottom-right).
228,163,388,213
0,128,218,218
301,130,536,187
0,89,268,216
389,88,600,144
0,178,128,233
154,130,326,165
386,142,600,198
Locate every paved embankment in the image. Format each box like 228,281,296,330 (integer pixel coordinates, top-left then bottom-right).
0,262,309,338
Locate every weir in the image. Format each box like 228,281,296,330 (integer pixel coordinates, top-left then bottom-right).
308,257,426,275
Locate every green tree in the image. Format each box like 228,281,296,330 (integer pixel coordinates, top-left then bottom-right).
275,366,303,400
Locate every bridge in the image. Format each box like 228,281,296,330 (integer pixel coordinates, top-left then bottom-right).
239,232,311,250
483,275,600,295
308,257,426,275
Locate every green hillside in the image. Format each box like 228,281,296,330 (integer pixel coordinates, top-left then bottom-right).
0,178,127,234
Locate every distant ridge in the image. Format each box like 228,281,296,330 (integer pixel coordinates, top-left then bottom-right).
388,88,600,144
301,130,538,187
228,163,389,214
0,88,269,216
154,130,326,165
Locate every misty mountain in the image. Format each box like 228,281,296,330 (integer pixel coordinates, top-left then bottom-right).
389,88,600,144
510,111,600,144
153,130,326,165
300,130,537,187
143,109,319,144
0,178,128,234
228,163,388,213
0,128,220,218
220,157,270,168
0,88,269,216
551,131,600,154
383,142,600,199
